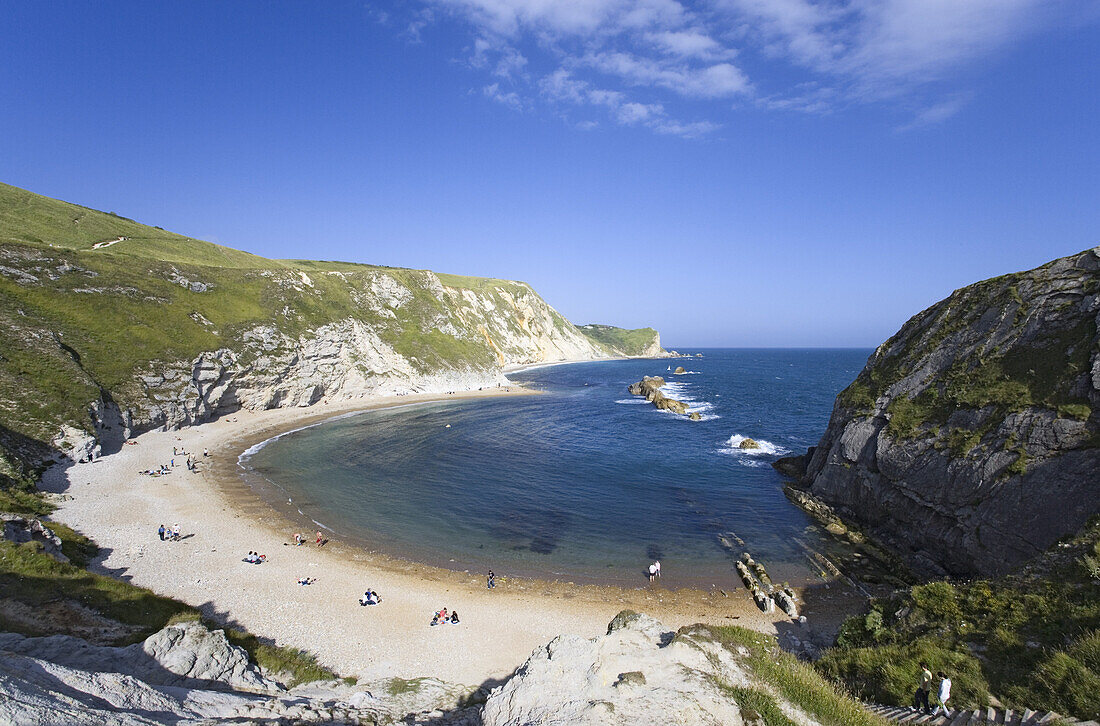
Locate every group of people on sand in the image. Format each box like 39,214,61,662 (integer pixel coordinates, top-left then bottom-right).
291,531,327,546
157,524,181,541
359,589,382,605
430,607,459,626
913,663,952,716
243,551,267,564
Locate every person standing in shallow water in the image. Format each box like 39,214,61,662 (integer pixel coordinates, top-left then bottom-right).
913,663,933,713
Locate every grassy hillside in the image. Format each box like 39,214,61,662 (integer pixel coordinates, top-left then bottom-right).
816,518,1100,719
0,182,648,493
577,323,661,356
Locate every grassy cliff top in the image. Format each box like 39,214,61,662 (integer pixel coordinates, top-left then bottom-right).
577,323,660,356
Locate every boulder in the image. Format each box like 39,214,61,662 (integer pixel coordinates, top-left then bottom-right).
738,438,761,450
483,611,753,725
0,515,68,562
674,366,686,375
690,412,701,421
627,376,665,397
655,397,689,415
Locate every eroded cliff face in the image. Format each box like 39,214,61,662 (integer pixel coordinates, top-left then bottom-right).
20,267,612,463
796,247,1100,577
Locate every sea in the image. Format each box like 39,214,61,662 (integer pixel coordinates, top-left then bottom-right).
239,349,871,588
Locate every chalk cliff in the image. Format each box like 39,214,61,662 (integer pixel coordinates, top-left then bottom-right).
0,182,664,478
784,247,1100,577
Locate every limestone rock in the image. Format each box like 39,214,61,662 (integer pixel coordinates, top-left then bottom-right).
482,611,748,726
690,411,702,421
797,246,1100,577
674,366,687,374
738,438,761,450
0,515,67,562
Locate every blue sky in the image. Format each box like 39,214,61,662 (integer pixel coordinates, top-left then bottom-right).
2,1,1098,347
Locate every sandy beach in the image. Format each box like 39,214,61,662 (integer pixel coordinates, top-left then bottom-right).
42,386,853,687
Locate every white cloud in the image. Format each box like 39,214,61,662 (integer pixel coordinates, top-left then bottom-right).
896,94,970,131
408,0,1085,135
647,29,730,59
584,52,751,98
483,82,524,109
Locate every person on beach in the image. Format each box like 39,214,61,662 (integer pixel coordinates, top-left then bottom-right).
654,561,661,578
203,448,209,457
648,563,657,582
450,610,459,624
487,570,495,589
294,533,304,546
298,576,315,585
932,672,951,716
913,663,933,713
316,531,323,546
158,524,165,541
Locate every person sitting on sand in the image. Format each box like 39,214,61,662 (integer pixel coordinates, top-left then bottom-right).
316,531,323,546
294,533,303,546
298,576,315,585
430,614,439,626
449,610,459,624
359,589,381,605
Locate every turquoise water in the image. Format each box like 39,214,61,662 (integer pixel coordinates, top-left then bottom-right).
240,349,870,587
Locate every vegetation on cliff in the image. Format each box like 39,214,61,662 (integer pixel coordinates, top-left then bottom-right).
0,182,661,481
798,248,1100,578
816,518,1100,719
577,323,663,357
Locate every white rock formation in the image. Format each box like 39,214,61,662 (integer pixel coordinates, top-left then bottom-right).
0,621,481,725
482,611,814,726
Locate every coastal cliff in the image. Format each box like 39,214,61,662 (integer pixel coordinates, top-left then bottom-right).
0,182,663,479
785,247,1100,577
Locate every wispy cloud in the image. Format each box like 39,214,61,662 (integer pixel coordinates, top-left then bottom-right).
399,0,1087,136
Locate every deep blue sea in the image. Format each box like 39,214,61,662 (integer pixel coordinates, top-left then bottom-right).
240,349,871,587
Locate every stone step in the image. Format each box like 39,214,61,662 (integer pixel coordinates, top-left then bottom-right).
1021,710,1036,726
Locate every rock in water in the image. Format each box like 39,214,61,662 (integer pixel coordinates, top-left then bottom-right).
690,411,702,421
738,438,760,450
795,246,1100,577
674,366,687,374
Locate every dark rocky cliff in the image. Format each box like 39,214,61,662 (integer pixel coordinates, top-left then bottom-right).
788,247,1100,577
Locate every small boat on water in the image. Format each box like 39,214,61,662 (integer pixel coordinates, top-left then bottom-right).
667,365,671,371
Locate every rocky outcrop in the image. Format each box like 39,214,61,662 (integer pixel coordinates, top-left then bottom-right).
0,514,67,562
738,438,761,450
791,247,1100,577
628,375,692,416
482,611,832,726
0,621,481,725
674,366,687,374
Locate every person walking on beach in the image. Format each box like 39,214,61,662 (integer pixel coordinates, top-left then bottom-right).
913,663,933,713
158,524,165,541
487,570,495,589
932,672,952,717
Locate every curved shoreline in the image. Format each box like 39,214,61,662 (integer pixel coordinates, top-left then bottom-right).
43,387,861,686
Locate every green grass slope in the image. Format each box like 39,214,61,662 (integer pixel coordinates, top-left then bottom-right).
577,323,661,356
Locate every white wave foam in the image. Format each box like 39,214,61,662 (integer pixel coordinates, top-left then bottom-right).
719,434,790,458
615,398,650,405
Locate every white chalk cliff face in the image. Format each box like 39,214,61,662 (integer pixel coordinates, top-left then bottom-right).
53,270,618,461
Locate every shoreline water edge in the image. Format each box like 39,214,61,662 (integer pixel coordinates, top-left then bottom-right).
42,372,866,686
